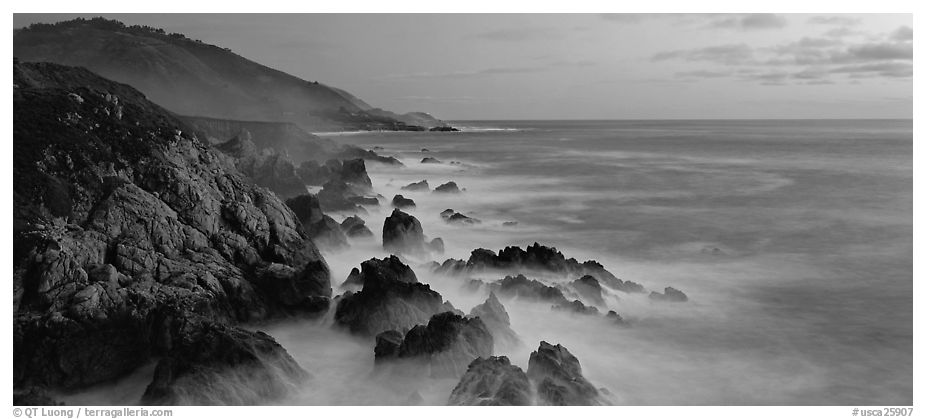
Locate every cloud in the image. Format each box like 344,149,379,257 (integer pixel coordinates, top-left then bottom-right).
847,42,913,61
472,27,562,42
891,26,913,41
652,44,754,65
709,14,787,30
823,27,866,38
808,16,862,26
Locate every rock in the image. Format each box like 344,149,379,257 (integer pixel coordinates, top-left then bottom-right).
334,258,453,336
386,312,494,378
421,148,430,152
436,243,645,294
346,196,379,206
13,387,64,406
502,221,518,227
382,209,426,256
605,310,626,325
391,195,416,209
527,341,602,406
491,274,569,306
13,62,331,392
448,356,532,406
433,181,461,193
429,238,445,254
285,194,348,249
341,255,418,290
440,209,456,219
373,330,404,362
141,321,308,405
421,157,441,164
649,287,688,302
401,180,430,192
318,179,367,213
448,212,480,225
570,275,606,306
469,292,521,349
552,300,600,316
430,126,459,132
340,215,373,238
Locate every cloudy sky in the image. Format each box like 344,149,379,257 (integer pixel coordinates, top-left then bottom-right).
14,13,913,120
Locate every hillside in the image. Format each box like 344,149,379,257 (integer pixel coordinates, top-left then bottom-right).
14,17,448,132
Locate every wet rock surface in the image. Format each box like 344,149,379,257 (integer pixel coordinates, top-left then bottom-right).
285,194,348,249
391,194,416,209
382,209,428,256
401,180,430,192
433,181,461,194
340,215,374,238
377,312,494,378
448,356,532,406
469,293,521,349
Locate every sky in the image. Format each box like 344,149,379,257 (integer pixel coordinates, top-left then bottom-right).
13,13,914,120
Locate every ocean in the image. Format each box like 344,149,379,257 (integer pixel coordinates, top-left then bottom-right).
60,119,912,405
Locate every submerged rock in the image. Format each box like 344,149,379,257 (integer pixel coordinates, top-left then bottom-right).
434,181,461,193
142,321,308,405
649,287,688,302
334,258,453,336
469,292,521,349
527,341,602,406
441,209,481,225
391,194,416,209
448,356,532,406
401,180,430,192
421,157,441,164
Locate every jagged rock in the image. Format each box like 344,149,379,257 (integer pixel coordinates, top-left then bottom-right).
340,215,373,238
491,274,569,306
527,341,602,406
649,287,688,302
430,126,459,132
448,356,532,406
317,179,367,213
379,312,493,378
401,180,430,192
440,209,456,219
13,62,330,393
382,209,426,256
570,275,606,306
421,157,441,164
334,258,453,336
552,300,600,316
436,243,645,294
285,194,348,249
341,255,418,290
441,209,480,225
469,292,521,349
391,195,416,209
142,321,308,405
434,181,461,194
216,133,307,200
374,330,404,362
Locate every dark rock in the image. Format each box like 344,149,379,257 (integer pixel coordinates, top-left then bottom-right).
215,131,307,200
341,255,418,290
382,209,426,256
527,341,602,406
570,275,606,306
340,215,374,238
421,148,430,152
430,126,459,132
440,209,456,220
346,196,379,206
141,321,308,405
649,287,688,302
448,356,532,406
285,194,348,250
552,300,600,316
436,243,645,294
401,180,430,192
421,157,441,164
469,292,521,349
342,267,363,290
317,179,367,213
391,195,416,209
491,274,569,306
391,312,494,378
429,238,445,255
448,212,480,225
502,221,518,227
334,258,453,336
373,330,404,362
13,387,64,406
433,181,461,194
605,310,626,325
13,62,331,392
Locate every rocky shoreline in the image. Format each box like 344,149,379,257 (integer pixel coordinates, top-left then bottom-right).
13,60,688,406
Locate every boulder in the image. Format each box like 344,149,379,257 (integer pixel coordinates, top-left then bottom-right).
649,287,688,302
434,181,461,194
605,310,626,326
527,341,602,406
469,292,521,349
421,157,441,164
401,180,430,192
491,274,569,306
141,321,308,405
382,209,426,256
340,215,373,238
448,356,532,406
391,195,416,209
570,275,606,306
441,209,480,225
341,255,418,290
